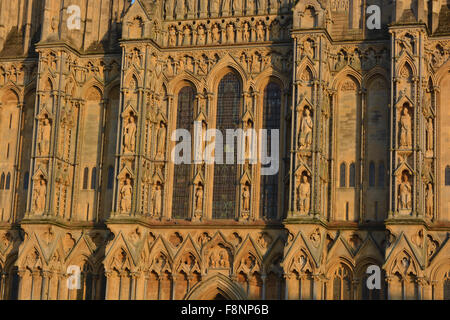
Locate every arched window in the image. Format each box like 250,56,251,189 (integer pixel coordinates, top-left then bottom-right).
107,166,114,190
349,162,356,187
82,167,89,190
90,167,97,190
213,72,241,219
369,162,375,187
446,166,450,186
332,264,352,300
378,162,386,187
260,82,281,219
0,173,5,190
24,171,29,190
5,173,11,190
444,272,450,300
172,86,195,219
340,163,346,187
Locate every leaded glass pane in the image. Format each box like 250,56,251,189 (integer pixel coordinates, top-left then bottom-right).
212,73,241,219
172,86,195,219
260,82,281,219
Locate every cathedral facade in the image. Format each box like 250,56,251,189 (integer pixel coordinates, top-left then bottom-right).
0,0,449,300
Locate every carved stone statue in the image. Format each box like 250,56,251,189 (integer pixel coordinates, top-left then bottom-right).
152,184,162,217
123,114,136,153
211,0,220,15
164,0,174,18
426,118,433,153
242,185,250,211
247,0,255,13
233,0,243,13
222,0,231,14
398,173,412,210
256,23,264,41
195,185,203,211
175,0,186,17
297,174,310,214
120,178,133,213
426,183,434,218
226,24,234,43
212,24,220,43
168,26,177,46
34,177,47,213
38,116,51,156
197,26,206,45
242,23,250,42
156,122,167,159
298,108,313,149
399,107,412,148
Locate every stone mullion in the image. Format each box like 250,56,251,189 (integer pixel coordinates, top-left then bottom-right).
359,89,367,222
134,45,151,217
94,99,109,222
70,100,85,221
412,76,419,216
329,90,337,220
312,79,320,217
11,102,24,223
389,31,397,218
46,50,65,217
288,36,298,214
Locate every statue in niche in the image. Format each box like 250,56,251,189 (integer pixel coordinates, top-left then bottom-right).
211,0,220,14
303,40,313,58
399,107,412,148
233,0,242,13
38,115,52,156
175,0,185,17
183,27,191,45
398,172,412,210
212,24,220,43
297,174,310,214
120,177,133,213
256,0,266,13
152,183,162,217
195,184,204,212
168,26,177,46
247,0,255,13
426,118,433,153
244,120,253,160
123,113,136,153
426,183,434,218
164,0,174,18
242,23,250,42
197,26,206,45
256,22,265,41
335,52,346,70
156,122,167,159
350,51,361,69
34,176,47,213
298,108,313,149
222,0,231,14
187,0,195,13
242,185,250,211
271,22,280,40
226,24,235,43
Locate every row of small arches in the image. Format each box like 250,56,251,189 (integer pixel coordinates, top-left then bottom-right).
339,162,386,188
81,167,115,190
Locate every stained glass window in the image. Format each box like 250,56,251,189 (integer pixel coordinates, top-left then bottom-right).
212,72,241,219
172,86,195,219
260,82,281,219
332,265,352,300
91,167,97,190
